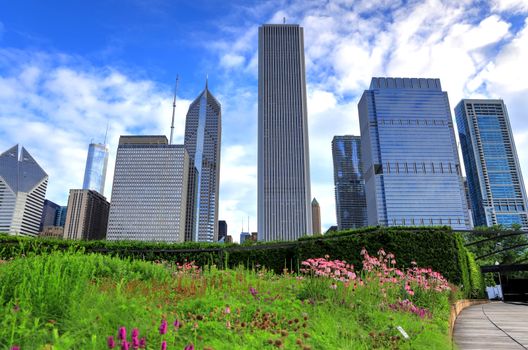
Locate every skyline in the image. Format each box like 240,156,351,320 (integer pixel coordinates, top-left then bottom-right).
1,1,528,238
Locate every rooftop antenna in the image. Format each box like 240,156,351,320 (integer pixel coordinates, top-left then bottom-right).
103,120,109,145
283,17,286,24
170,75,179,145
205,74,208,89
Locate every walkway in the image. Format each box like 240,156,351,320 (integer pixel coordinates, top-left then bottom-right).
453,302,528,349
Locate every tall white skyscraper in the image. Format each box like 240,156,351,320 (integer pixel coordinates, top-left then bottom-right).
0,145,48,236
184,82,222,242
258,24,312,241
106,136,189,242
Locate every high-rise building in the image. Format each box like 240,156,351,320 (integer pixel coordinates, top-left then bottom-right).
258,24,312,241
83,143,109,195
455,99,528,229
39,199,60,232
56,206,68,227
0,145,48,236
218,220,227,242
184,82,221,242
358,77,470,229
240,231,251,244
332,136,368,230
311,198,321,234
63,189,110,240
107,136,189,242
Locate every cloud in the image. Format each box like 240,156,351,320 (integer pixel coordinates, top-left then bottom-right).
220,53,245,68
491,0,528,13
0,50,191,209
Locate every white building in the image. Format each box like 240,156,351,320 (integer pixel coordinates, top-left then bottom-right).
106,136,189,242
0,145,48,236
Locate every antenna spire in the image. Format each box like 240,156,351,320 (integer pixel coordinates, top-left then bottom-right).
283,17,286,24
170,75,179,145
103,120,109,145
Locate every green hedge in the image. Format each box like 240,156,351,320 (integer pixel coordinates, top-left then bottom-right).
0,227,483,296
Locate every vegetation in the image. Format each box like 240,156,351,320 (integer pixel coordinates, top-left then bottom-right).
0,249,457,349
0,227,483,297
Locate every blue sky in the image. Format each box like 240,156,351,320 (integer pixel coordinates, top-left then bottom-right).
1,0,528,239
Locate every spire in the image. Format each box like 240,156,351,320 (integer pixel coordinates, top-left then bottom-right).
103,120,109,145
170,75,179,145
205,74,208,90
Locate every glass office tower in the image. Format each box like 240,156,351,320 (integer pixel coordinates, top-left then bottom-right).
258,24,312,241
183,83,222,243
332,136,367,230
358,77,471,230
455,99,528,229
82,143,109,195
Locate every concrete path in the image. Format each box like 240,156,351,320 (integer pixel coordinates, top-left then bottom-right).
453,302,528,349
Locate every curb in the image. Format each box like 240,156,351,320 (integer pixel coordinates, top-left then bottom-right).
449,299,489,336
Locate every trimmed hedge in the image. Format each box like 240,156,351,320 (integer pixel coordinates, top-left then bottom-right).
0,227,483,296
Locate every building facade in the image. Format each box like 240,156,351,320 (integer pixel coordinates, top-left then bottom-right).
0,145,48,236
332,136,368,230
39,199,61,232
258,24,312,241
455,99,528,229
106,136,189,242
63,189,110,240
82,143,109,195
311,198,321,234
183,83,222,242
56,206,68,227
218,220,227,242
358,77,470,230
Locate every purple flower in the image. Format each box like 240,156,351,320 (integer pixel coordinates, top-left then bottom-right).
184,344,195,350
10,347,20,350
118,327,127,340
161,341,167,350
159,319,168,335
139,338,146,349
107,336,116,349
132,336,139,349
249,287,258,298
121,341,130,350
173,319,181,329
132,328,139,338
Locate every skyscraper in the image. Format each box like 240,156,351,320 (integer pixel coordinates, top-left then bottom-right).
258,24,312,241
184,82,221,242
332,136,368,230
0,145,48,236
63,189,110,240
107,136,189,242
358,77,470,230
218,220,227,242
82,143,109,195
311,198,321,234
455,99,528,229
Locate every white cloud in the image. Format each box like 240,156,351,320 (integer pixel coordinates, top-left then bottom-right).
220,53,245,68
491,0,528,13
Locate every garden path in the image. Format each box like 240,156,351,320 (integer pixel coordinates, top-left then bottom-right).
453,301,528,349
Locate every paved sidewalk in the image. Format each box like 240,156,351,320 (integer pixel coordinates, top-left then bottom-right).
453,302,528,349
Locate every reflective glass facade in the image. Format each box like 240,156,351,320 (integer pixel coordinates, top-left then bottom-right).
107,136,189,242
332,136,367,230
455,99,528,229
184,85,221,242
258,24,312,241
82,143,109,196
358,77,470,230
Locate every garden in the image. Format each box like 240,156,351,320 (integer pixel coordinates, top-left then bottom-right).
0,245,459,349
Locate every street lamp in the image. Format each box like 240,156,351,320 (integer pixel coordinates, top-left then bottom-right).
495,261,503,301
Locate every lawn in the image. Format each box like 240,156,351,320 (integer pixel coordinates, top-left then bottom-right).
0,249,457,349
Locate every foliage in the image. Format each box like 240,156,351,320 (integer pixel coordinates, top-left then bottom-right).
0,250,454,349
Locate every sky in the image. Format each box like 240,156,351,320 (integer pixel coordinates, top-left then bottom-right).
1,0,528,239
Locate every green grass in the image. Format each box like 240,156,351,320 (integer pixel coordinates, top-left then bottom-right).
0,251,456,349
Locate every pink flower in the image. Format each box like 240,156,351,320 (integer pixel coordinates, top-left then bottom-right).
118,327,127,340
224,306,231,314
184,344,195,350
173,319,181,329
108,336,116,349
159,319,168,335
132,328,139,339
10,346,20,350
161,341,167,350
121,341,130,350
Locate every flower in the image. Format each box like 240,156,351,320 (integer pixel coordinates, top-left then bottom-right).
139,338,146,349
224,306,231,314
161,341,167,350
108,336,116,349
121,341,130,350
118,327,127,340
173,319,181,329
184,344,195,350
132,328,139,338
10,346,20,350
159,319,168,335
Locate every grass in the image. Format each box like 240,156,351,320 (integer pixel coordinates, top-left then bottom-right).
0,249,458,349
